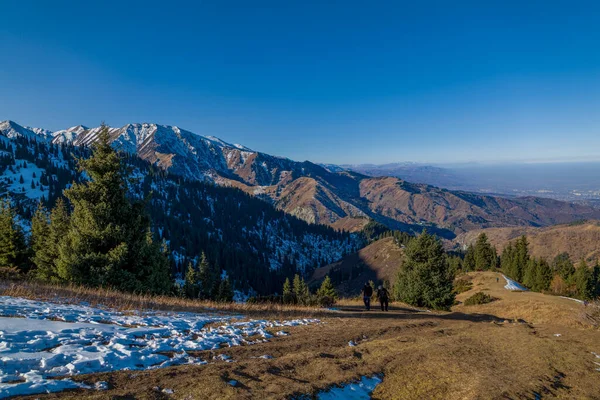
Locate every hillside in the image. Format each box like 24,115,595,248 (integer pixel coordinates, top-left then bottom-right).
4,120,600,238
310,237,404,295
455,220,600,263
0,122,360,296
3,272,599,399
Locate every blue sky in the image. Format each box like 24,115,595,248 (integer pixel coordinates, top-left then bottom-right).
1,1,599,164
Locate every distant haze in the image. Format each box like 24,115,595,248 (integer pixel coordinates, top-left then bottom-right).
344,161,600,203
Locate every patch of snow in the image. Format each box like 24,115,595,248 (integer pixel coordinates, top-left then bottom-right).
502,275,528,291
348,341,357,347
1,159,47,199
228,379,238,386
317,375,383,400
0,295,318,397
559,296,584,304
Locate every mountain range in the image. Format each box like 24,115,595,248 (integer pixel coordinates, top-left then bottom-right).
3,120,600,239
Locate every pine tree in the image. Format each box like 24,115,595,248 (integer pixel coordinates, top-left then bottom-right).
552,253,575,281
393,231,455,310
523,258,538,289
535,258,552,292
282,277,294,304
54,126,171,294
217,277,234,302
196,252,212,299
292,274,310,305
513,236,530,282
30,203,51,279
35,198,70,282
574,259,594,300
317,275,338,306
501,243,515,276
592,261,600,299
463,244,476,271
183,262,199,298
474,233,496,270
0,198,28,272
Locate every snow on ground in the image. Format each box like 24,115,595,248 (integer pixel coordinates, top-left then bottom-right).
502,275,528,291
1,159,47,199
0,296,318,398
316,375,383,399
559,296,585,304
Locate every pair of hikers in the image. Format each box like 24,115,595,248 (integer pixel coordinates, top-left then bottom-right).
362,282,389,311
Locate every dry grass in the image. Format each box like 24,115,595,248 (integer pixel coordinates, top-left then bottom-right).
0,280,338,319
453,271,592,327
21,272,600,400
4,271,600,400
581,300,600,327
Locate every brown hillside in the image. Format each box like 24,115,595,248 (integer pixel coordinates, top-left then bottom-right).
310,237,404,295
455,220,600,263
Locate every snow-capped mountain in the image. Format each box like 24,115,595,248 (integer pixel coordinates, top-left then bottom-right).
0,121,361,295
3,119,600,237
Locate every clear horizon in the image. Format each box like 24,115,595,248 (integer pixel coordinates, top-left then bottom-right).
1,1,599,165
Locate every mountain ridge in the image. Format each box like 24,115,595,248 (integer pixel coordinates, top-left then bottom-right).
3,119,600,236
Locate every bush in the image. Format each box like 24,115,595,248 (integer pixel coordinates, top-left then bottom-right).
453,278,473,294
463,291,493,306
0,266,21,280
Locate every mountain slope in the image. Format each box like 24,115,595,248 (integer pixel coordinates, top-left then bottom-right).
455,221,600,263
3,120,600,237
0,122,360,295
310,237,404,295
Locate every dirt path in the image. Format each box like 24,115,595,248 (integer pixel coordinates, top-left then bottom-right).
16,272,600,400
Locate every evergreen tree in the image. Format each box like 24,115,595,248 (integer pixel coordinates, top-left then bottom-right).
30,203,51,278
523,258,538,289
592,261,600,299
0,198,28,272
393,231,455,310
54,126,171,294
292,274,310,305
34,198,70,282
513,236,530,282
183,262,199,298
197,252,211,299
282,277,294,304
552,253,575,281
463,244,476,271
474,233,496,270
217,277,234,302
574,259,594,300
501,243,515,276
317,275,338,306
535,258,552,292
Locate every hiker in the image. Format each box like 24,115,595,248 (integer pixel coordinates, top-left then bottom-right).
377,285,390,311
362,282,373,311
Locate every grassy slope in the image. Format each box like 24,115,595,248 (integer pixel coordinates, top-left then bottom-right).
11,272,600,399
454,220,600,263
309,237,404,295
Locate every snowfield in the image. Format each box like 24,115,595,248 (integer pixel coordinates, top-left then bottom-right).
0,296,318,398
502,275,528,291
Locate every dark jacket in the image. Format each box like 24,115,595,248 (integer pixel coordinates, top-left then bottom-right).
377,288,390,300
363,285,373,297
